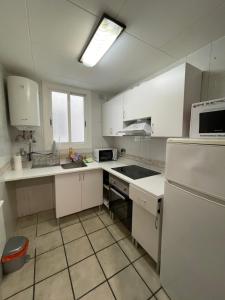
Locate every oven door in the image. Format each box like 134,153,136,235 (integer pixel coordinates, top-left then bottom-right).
109,186,132,230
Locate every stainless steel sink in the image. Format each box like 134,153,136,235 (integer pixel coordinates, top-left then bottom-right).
61,161,87,169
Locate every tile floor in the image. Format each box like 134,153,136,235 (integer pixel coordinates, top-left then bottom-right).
1,207,171,300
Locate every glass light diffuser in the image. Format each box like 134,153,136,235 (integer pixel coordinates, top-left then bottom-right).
80,15,125,67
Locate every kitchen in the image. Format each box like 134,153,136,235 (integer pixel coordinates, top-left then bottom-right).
0,1,225,300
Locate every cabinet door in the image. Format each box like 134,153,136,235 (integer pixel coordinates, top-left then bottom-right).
55,173,82,218
151,64,186,137
102,94,124,136
102,101,112,136
132,202,159,262
110,93,124,136
82,170,103,210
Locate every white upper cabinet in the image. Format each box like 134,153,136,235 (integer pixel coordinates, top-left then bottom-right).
123,63,202,137
102,93,124,136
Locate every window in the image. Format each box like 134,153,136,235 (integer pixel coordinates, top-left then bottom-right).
51,91,85,144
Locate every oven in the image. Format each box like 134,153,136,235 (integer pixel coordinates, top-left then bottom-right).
109,174,132,230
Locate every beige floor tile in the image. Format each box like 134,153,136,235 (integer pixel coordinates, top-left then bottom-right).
36,230,62,255
155,288,171,300
118,237,145,262
1,259,34,299
38,209,55,223
7,287,33,300
97,244,129,278
99,213,117,226
79,208,97,221
62,223,85,244
70,255,105,299
37,219,59,236
133,255,161,293
35,270,73,300
16,224,36,240
109,265,152,300
35,246,67,282
88,228,115,252
59,213,80,228
28,239,36,258
82,216,105,234
107,223,130,241
17,214,37,229
80,282,114,300
65,236,94,266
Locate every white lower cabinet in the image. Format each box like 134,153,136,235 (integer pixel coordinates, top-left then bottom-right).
130,184,161,264
82,170,103,210
132,203,160,263
55,170,103,218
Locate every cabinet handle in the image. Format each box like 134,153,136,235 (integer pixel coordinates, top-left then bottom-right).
151,123,154,135
83,174,84,181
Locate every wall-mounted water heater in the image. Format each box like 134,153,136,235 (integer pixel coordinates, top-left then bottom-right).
7,76,40,130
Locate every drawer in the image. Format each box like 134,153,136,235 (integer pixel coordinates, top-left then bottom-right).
129,184,158,216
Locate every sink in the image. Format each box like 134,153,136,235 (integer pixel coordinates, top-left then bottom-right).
61,161,87,169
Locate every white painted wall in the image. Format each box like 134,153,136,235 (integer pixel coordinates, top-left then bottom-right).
0,64,16,245
113,35,225,163
10,83,113,155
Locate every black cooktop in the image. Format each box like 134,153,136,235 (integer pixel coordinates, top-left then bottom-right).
112,165,160,180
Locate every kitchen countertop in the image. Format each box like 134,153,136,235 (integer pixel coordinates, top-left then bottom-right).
3,159,165,199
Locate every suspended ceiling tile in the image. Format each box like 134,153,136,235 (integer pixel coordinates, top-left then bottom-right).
161,3,225,58
118,0,225,48
0,0,34,75
68,0,125,17
28,0,97,58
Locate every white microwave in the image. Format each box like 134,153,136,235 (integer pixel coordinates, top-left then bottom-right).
190,98,225,138
93,148,118,162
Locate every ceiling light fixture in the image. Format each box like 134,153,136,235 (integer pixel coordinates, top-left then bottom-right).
79,14,126,67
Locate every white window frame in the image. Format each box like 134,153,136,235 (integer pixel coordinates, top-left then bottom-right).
42,82,92,150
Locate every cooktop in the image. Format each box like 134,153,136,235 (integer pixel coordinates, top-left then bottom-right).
112,165,160,180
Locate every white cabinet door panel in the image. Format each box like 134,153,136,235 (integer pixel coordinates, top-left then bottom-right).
102,94,124,136
55,173,82,218
82,170,103,210
132,202,159,262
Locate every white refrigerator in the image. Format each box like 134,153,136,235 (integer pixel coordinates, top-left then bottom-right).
160,138,225,300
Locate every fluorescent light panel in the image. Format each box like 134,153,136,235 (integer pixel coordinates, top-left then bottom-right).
79,14,126,67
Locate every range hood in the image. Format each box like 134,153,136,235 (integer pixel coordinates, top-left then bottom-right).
118,119,151,136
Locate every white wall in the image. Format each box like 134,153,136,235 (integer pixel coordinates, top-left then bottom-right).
0,64,16,244
10,83,113,155
113,35,225,162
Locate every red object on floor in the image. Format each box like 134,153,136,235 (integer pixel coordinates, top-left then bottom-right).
1,239,29,263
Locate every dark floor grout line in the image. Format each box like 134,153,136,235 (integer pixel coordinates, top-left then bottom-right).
35,224,116,258
16,209,158,300
104,219,155,296
131,263,154,295
59,227,76,300
76,280,108,300
35,243,64,257
79,216,118,300
34,267,68,285
3,285,35,300
59,220,80,230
